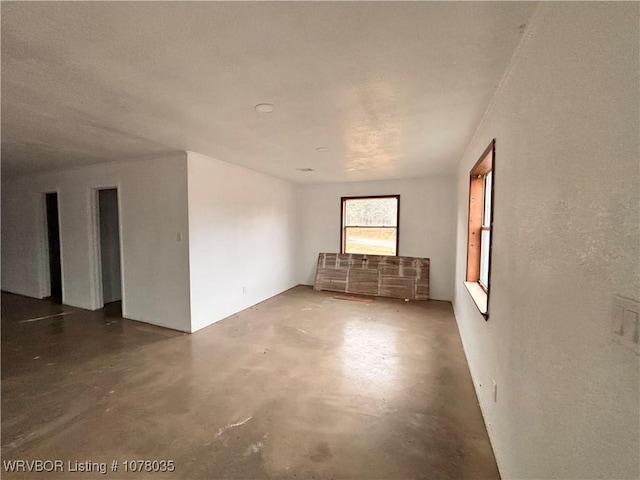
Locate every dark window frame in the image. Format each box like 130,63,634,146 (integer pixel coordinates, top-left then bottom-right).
340,195,400,256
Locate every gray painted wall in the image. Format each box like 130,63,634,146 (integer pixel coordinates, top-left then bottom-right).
453,3,639,478
297,176,457,301
1,153,192,332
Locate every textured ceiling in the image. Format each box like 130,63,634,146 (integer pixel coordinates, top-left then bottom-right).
1,2,537,182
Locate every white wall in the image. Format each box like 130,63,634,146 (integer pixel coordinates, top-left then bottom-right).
453,3,639,479
1,153,192,332
186,151,298,332
298,176,456,301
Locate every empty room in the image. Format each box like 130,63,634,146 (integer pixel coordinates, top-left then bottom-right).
1,2,638,479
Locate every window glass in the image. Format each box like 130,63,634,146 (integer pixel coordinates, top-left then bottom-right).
480,229,491,288
483,171,492,227
344,227,397,256
342,196,399,256
344,197,398,227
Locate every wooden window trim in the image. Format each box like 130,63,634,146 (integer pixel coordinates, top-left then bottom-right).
465,140,495,319
340,195,400,256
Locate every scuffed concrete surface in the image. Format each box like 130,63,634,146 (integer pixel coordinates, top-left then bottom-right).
1,286,499,479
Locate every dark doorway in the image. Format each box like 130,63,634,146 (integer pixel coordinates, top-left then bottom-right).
98,189,122,311
45,193,62,303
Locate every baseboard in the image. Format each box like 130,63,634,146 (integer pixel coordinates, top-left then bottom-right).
1,288,45,299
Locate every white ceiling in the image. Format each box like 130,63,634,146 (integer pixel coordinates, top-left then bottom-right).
1,2,537,183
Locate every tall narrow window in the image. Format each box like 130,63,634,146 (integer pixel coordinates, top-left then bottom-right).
465,140,495,317
341,196,399,256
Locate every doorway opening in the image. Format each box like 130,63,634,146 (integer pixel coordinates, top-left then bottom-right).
45,193,62,304
97,188,122,317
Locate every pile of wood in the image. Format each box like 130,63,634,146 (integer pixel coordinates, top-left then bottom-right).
313,253,429,301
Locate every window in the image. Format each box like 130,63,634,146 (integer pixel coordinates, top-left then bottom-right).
465,140,495,318
341,195,399,256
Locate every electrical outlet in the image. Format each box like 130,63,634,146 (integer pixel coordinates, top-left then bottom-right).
612,295,639,355
242,286,247,294
492,379,497,403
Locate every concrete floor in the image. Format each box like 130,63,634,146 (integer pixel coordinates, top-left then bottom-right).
1,286,499,479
